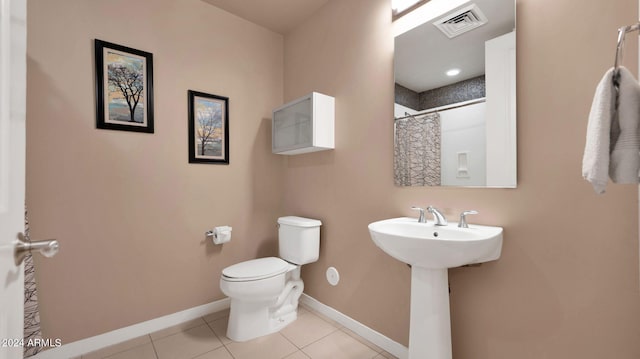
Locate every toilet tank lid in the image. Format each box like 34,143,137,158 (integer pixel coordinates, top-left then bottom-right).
278,216,322,227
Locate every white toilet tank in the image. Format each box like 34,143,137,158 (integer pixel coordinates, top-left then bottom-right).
278,216,321,265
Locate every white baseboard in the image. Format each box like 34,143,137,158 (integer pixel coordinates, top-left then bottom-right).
33,294,407,359
300,294,408,359
32,298,230,359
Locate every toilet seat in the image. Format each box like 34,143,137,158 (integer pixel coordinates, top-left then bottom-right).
222,257,294,282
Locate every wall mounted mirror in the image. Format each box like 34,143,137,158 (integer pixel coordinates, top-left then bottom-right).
393,0,516,188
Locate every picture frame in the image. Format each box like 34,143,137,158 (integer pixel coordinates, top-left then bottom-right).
94,39,154,133
188,90,229,164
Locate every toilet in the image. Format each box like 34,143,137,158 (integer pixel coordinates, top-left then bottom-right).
220,216,321,342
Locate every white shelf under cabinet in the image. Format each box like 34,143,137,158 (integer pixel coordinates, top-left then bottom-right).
272,92,335,155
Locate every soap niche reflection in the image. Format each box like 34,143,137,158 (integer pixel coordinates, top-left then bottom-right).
393,0,516,188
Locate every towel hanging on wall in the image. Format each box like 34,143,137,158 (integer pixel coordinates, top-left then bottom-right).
582,66,640,194
583,23,640,194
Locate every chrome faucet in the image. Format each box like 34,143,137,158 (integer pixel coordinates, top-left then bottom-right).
458,210,478,228
427,206,447,226
411,206,427,223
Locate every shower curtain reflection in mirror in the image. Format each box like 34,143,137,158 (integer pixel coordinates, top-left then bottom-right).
394,113,442,186
394,100,488,187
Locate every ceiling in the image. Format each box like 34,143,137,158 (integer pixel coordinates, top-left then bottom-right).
201,0,330,34
201,0,515,94
394,0,515,93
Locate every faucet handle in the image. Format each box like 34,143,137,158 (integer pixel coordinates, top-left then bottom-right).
411,206,427,223
458,210,479,228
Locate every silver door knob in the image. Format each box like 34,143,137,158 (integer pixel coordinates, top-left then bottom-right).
14,232,59,266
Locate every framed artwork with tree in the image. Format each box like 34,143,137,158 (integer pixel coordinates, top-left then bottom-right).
188,90,229,164
95,39,154,133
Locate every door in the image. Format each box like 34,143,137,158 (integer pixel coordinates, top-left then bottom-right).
0,0,27,358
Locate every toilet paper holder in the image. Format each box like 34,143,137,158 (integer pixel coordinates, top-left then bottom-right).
206,226,232,244
205,228,231,239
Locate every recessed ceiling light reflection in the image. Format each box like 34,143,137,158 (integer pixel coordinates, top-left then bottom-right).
446,69,461,76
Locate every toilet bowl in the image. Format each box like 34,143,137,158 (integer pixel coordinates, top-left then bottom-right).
220,257,303,341
219,216,321,342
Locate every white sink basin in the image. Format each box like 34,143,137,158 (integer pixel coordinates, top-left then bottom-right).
368,217,503,269
368,216,504,358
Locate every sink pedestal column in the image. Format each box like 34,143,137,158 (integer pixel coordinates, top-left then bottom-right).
409,266,452,359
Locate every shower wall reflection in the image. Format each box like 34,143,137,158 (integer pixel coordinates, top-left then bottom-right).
394,99,487,187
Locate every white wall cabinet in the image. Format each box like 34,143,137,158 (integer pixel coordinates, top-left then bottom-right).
272,92,334,155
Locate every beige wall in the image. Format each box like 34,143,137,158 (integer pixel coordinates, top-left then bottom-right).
26,0,640,356
26,0,284,342
284,0,640,357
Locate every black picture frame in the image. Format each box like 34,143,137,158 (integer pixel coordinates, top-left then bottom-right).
95,39,154,133
188,90,230,164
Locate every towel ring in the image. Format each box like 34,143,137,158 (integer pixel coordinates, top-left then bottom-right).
614,23,640,70
612,23,640,111
614,26,628,71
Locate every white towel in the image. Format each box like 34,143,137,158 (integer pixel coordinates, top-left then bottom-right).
583,66,640,193
610,67,640,183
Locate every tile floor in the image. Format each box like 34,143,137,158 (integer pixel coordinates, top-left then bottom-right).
79,305,398,359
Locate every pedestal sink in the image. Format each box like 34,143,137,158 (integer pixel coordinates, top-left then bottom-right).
368,217,503,359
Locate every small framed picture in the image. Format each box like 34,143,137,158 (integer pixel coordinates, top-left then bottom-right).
188,90,229,164
94,39,154,133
